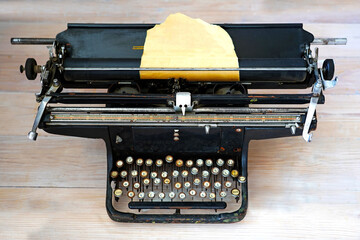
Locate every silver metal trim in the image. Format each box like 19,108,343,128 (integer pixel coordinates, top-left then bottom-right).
312,38,347,45
47,107,308,114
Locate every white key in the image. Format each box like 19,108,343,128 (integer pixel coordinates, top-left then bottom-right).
222,169,230,177
227,159,235,167
169,191,176,199
150,171,158,179
158,192,165,199
172,170,179,178
145,159,153,166
131,170,138,177
184,181,191,189
154,178,161,185
127,191,135,198
143,178,150,186
224,181,232,188
165,155,173,163
214,181,221,189
205,159,213,167
138,192,145,199
122,181,130,188
199,191,207,198
216,158,224,166
133,182,140,189
136,158,144,166
156,159,163,167
202,170,210,178
196,159,204,167
185,160,193,167
116,160,124,168
148,191,155,198
181,170,189,178
179,192,186,200
209,192,216,199
161,171,168,178
211,167,220,175
126,156,134,164
191,167,198,175
120,170,127,178
219,191,227,198
189,189,197,196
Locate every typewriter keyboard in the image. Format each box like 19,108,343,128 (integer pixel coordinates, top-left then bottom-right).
110,155,245,214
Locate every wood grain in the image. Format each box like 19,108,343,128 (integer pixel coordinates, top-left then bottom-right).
0,1,359,239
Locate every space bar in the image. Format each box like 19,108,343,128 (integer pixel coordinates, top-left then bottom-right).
128,201,227,209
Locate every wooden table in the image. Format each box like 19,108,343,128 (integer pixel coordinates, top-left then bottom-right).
0,1,359,239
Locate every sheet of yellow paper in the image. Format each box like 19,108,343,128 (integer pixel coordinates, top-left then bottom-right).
140,13,239,81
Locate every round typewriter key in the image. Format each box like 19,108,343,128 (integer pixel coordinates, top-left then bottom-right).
110,171,118,179
185,160,193,167
181,170,189,178
161,171,168,178
148,191,155,198
191,167,199,175
238,176,246,183
140,170,148,178
159,192,165,199
155,159,163,167
145,159,153,166
136,158,144,166
231,170,239,178
209,192,216,199
143,178,150,186
164,178,171,185
194,159,203,168
126,156,134,164
114,189,122,197
175,159,183,167
205,159,213,167
131,170,138,178
174,182,182,189
133,182,140,189
193,178,201,186
211,167,220,175
165,155,173,163
189,189,197,196
154,178,161,185
122,181,130,188
222,169,230,177
120,170,127,178
138,192,145,199
184,181,191,189
224,181,232,188
203,181,211,188
219,191,227,198
150,171,157,179
214,181,221,189
116,160,124,168
172,170,179,178
169,191,176,199
202,170,210,178
227,159,235,167
179,192,186,200
199,191,207,198
216,158,225,167
231,188,240,197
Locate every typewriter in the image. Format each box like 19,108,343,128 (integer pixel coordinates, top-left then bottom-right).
11,22,346,223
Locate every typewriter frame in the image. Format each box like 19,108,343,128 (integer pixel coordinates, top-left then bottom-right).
11,22,344,223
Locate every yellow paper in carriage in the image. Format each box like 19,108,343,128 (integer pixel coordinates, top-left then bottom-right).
140,13,239,81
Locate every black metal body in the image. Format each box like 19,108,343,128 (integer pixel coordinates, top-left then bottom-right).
56,23,315,89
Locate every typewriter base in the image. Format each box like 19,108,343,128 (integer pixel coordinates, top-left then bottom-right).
43,125,302,223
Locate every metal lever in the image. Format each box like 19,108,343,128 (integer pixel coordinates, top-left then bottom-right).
28,81,60,140
302,48,322,142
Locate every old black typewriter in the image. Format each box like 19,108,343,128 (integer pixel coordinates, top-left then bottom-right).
11,21,346,223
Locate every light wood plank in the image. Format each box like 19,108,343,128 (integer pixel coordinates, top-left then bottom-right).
1,0,360,24
0,187,358,239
